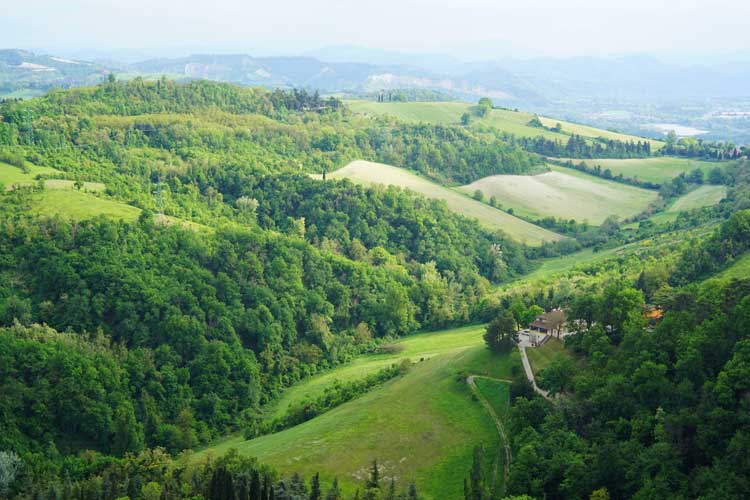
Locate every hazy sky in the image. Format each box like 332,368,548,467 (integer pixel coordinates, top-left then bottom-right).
4,0,750,60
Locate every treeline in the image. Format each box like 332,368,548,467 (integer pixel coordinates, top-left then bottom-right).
503,215,750,499
1,442,422,500
661,131,750,160
515,134,652,159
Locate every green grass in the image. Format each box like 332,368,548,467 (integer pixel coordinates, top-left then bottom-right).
198,325,520,499
474,378,510,419
555,157,724,184
322,160,565,246
27,189,207,232
713,253,750,282
538,117,663,149
346,100,659,146
669,185,727,211
458,164,658,225
0,161,63,188
526,338,571,375
267,324,490,419
30,189,141,221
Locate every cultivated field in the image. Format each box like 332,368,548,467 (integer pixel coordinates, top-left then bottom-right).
324,160,566,245
555,157,724,184
199,325,519,500
347,100,660,146
458,165,658,225
537,117,663,149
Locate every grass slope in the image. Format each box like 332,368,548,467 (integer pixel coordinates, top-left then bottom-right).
347,101,660,146
712,253,750,282
555,157,724,184
670,185,727,211
459,165,657,225
538,117,663,149
199,325,520,499
526,338,571,375
1,161,105,191
324,160,565,246
30,189,141,221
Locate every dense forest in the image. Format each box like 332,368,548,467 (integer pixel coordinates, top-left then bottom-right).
499,212,750,499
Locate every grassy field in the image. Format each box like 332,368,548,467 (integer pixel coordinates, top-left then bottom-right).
670,185,727,211
474,378,510,420
554,157,724,184
0,161,63,188
323,160,565,246
713,253,750,282
538,117,663,149
347,101,660,146
1,161,105,191
198,325,520,499
459,165,657,225
29,189,142,221
526,338,571,375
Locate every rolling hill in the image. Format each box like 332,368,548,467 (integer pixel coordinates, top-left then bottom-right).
458,164,658,225
198,325,518,500
320,160,566,245
347,100,663,147
555,157,724,184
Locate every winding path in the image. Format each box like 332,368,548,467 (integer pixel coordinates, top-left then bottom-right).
466,375,512,488
518,345,552,401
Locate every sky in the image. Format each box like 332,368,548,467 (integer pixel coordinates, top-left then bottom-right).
4,0,750,61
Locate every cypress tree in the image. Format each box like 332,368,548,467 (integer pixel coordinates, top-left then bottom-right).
250,470,261,500
309,473,321,500
366,460,379,489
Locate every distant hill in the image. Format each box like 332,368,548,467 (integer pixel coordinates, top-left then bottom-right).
0,49,108,98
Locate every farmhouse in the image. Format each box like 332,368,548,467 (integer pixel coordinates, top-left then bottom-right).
529,308,567,337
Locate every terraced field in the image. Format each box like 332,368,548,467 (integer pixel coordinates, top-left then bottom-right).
459,165,657,224
323,160,566,245
555,157,725,184
198,325,520,500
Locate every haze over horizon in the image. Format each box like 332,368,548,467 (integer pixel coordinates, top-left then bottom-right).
6,0,750,62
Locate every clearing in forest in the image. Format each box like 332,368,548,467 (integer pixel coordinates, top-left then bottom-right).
458,165,658,225
323,160,566,246
198,325,519,500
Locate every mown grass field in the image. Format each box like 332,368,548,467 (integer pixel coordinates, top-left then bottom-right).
555,157,724,184
198,325,520,499
346,100,659,146
526,338,571,375
459,165,657,225
323,160,565,246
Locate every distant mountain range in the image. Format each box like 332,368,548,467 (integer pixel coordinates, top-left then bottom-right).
2,47,750,142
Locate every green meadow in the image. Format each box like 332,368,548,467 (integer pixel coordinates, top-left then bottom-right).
556,157,724,184
323,160,566,246
198,324,520,500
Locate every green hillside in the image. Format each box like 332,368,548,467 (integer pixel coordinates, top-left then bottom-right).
458,164,658,225
322,160,566,245
347,100,662,147
556,157,724,184
199,325,519,500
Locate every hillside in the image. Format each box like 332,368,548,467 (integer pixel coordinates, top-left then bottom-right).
321,160,566,245
458,164,658,225
199,325,518,500
556,156,724,184
347,100,663,147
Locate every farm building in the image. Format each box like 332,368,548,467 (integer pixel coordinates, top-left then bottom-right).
529,308,567,337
